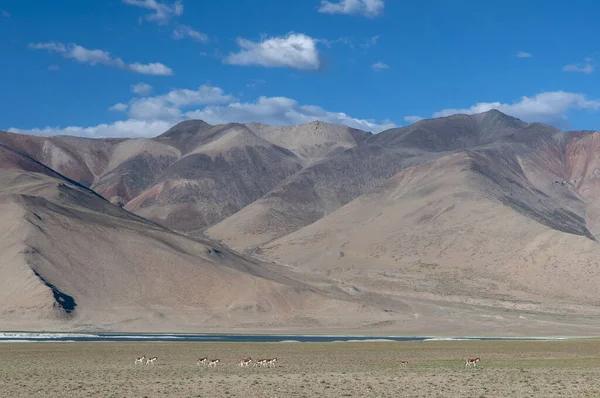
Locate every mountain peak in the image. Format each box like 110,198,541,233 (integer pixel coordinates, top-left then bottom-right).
154,120,213,151
156,120,211,138
474,109,526,128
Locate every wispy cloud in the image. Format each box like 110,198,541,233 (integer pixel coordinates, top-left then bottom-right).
317,36,353,48
11,85,395,138
1,10,10,18
246,79,266,89
371,61,389,71
131,82,153,96
122,0,183,25
109,103,129,112
361,35,380,49
404,115,424,124
563,58,594,74
48,65,60,71
318,0,384,18
432,91,600,127
224,33,321,71
173,24,208,42
29,41,173,76
516,51,532,58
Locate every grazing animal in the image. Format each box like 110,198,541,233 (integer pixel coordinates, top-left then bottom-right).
266,358,277,368
400,360,409,367
208,359,220,368
239,357,252,367
135,355,146,365
465,358,480,368
196,357,208,366
146,357,157,365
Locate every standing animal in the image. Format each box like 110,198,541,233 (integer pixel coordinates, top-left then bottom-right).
400,360,409,367
146,357,157,365
196,357,208,366
208,359,220,368
135,355,146,365
266,358,277,368
465,357,480,368
239,357,252,367
253,359,267,367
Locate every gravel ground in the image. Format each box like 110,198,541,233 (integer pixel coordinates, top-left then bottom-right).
2,339,600,397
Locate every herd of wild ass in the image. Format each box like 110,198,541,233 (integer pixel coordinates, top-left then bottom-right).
133,355,278,368
134,355,482,368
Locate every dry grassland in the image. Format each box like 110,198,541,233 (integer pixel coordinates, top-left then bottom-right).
2,339,600,397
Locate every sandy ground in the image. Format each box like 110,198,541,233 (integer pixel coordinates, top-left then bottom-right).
2,340,600,397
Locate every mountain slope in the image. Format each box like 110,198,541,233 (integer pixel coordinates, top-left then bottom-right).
257,149,600,311
207,111,527,251
0,165,389,331
1,122,307,233
245,120,371,165
124,123,304,232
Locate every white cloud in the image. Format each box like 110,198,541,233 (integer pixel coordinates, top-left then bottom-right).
563,63,594,74
371,61,389,71
404,116,424,124
173,24,208,42
432,91,600,126
9,119,174,139
224,33,321,70
122,0,183,24
109,103,129,112
128,62,173,75
129,97,182,120
131,82,153,96
29,41,173,75
516,51,532,58
127,85,235,120
318,0,384,18
9,85,395,138
186,96,395,132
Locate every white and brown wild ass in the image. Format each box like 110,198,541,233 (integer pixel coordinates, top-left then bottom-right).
134,355,146,365
196,357,208,366
146,357,157,365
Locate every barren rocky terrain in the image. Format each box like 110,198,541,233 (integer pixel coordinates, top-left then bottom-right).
4,110,600,334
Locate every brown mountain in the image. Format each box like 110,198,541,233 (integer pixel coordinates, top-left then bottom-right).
207,110,528,250
124,122,303,232
0,121,312,233
0,154,392,332
7,111,600,334
245,120,371,165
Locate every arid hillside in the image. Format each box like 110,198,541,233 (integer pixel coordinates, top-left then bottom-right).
0,153,390,331
0,121,370,234
6,110,600,334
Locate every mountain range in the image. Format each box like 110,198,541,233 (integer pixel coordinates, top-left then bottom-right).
3,109,600,335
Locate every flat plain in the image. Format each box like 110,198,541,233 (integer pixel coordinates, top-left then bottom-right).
2,339,600,397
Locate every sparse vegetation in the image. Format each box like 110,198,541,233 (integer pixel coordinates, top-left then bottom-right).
2,339,600,397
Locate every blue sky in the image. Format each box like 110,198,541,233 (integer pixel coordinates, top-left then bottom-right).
2,0,600,137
